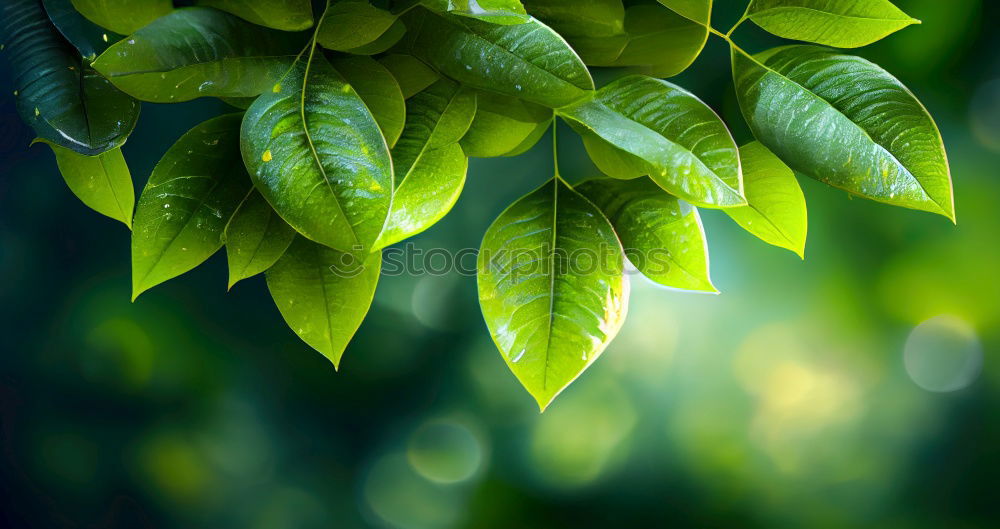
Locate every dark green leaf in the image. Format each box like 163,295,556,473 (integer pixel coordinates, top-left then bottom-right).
746,0,919,48
92,7,306,103
3,0,139,155
131,113,252,300
732,45,954,220
198,0,314,31
69,0,172,34
316,0,398,51
576,177,715,292
522,0,624,38
224,190,296,288
378,54,440,99
478,177,629,410
219,96,257,109
401,8,593,107
266,237,382,368
460,90,551,158
657,0,711,24
43,0,122,61
342,18,406,55
560,75,744,208
332,56,407,147
241,53,393,252
38,140,134,228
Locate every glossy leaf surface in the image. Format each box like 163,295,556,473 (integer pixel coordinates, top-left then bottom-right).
69,0,172,34
43,0,121,61
332,56,407,147
3,0,139,155
747,0,918,48
402,9,593,108
198,0,314,31
131,114,251,300
241,54,393,252
317,0,398,51
725,142,807,257
732,45,953,220
461,90,552,158
93,7,306,103
478,178,629,410
266,237,382,368
577,177,715,292
522,0,624,38
378,54,440,99
40,140,134,228
560,75,743,208
224,191,296,288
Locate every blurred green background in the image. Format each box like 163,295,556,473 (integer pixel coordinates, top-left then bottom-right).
2,0,998,527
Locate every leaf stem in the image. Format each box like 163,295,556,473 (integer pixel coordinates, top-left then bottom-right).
726,2,753,38
551,119,562,181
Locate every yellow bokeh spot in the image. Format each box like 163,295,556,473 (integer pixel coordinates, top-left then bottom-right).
262,150,272,162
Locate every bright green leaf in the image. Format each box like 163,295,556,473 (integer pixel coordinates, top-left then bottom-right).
461,90,552,158
378,54,440,99
747,0,919,48
578,129,650,180
224,190,296,288
316,0,398,51
198,0,314,31
657,0,711,24
401,8,593,107
724,142,807,257
43,0,122,61
478,177,629,410
241,53,393,252
522,0,624,38
69,0,172,34
447,0,530,25
39,140,134,228
92,7,306,103
266,237,382,368
332,56,407,147
732,45,954,220
131,113,252,300
560,75,744,208
576,177,716,292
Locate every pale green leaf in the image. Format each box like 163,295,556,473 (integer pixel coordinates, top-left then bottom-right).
732,45,954,220
69,0,172,34
477,177,629,410
332,56,407,147
241,54,393,252
460,90,552,158
576,177,715,292
131,113,252,300
266,237,382,368
224,190,296,288
747,0,919,48
378,54,440,99
724,142,807,257
197,0,314,31
39,140,134,228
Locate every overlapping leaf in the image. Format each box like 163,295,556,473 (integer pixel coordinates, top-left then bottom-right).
378,54,441,99
43,0,121,61
461,90,552,158
746,0,918,48
199,0,314,31
332,56,407,147
38,140,134,228
317,0,403,52
224,191,296,288
69,0,172,34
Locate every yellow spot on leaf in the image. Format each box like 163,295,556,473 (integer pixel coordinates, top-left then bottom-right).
262,150,273,162
272,83,281,93
34,107,40,117
341,84,351,93
102,34,108,42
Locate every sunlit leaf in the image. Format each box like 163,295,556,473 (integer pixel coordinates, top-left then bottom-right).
316,0,398,51
69,0,172,34
478,177,629,410
342,18,406,55
746,0,919,48
131,113,252,300
224,190,296,289
43,0,122,61
732,45,954,220
198,0,314,31
461,90,552,158
38,140,134,228
403,0,530,25
92,7,306,103
241,53,393,252
266,237,382,368
332,56,406,147
576,177,715,292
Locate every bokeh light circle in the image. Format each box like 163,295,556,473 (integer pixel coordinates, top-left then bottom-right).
362,452,462,529
903,315,983,392
970,78,1000,152
407,418,484,484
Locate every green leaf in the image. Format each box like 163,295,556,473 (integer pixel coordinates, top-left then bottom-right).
92,7,306,103
447,0,530,25
477,177,629,410
657,0,711,24
38,140,134,228
522,0,624,38
316,0,398,51
559,75,744,208
131,113,252,300
219,96,257,109
374,80,476,248
342,18,407,55
69,0,172,34
460,90,552,158
576,177,716,292
725,142,807,257
732,45,954,220
401,8,593,108
3,0,139,155
43,0,122,61
197,0,314,31
266,237,382,368
332,56,406,148
578,129,649,180
378,54,440,99
746,0,919,48
224,190,296,288
241,53,393,252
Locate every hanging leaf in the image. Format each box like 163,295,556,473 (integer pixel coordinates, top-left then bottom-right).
266,237,382,368
522,0,624,38
478,177,629,410
746,0,919,48
69,0,172,34
332,56,407,148
224,191,296,288
725,142,807,257
92,7,307,103
560,75,744,208
3,0,139,155
131,113,252,300
401,8,593,107
43,0,122,61
374,80,475,248
732,45,954,220
461,90,552,158
198,0,314,31
37,140,134,228
378,54,440,99
316,0,400,51
576,177,715,292
241,54,393,252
